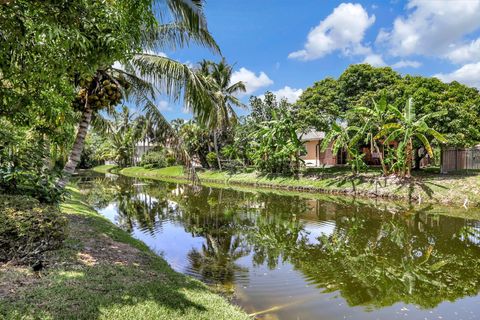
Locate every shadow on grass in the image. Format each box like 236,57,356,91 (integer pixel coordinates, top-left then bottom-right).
1,262,209,320
0,190,246,320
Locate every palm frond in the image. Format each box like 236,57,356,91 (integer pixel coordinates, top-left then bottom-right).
91,113,113,135
129,53,215,124
144,22,219,53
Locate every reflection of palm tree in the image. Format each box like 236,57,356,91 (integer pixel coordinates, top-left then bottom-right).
188,234,249,286
249,217,307,270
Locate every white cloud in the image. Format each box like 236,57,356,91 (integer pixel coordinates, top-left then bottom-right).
445,38,480,64
112,61,124,70
288,3,375,60
184,60,194,69
362,54,386,66
271,86,304,103
112,51,167,71
378,0,480,57
157,100,173,112
143,50,167,57
435,62,480,89
231,67,273,95
392,59,421,68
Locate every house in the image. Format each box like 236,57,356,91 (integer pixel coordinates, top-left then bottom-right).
299,130,346,167
299,129,396,167
135,139,157,163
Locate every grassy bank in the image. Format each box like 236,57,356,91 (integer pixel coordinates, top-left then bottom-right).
93,165,480,207
91,164,117,174
0,188,250,320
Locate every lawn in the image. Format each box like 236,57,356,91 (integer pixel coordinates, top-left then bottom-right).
92,165,480,207
0,187,250,320
91,164,117,174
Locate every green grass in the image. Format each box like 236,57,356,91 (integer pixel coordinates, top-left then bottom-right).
120,166,184,179
92,165,480,207
0,188,250,320
91,164,117,174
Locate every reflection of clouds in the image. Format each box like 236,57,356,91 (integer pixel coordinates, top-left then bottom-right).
100,203,119,222
303,220,336,244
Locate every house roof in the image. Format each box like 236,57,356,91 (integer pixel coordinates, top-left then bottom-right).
299,130,325,142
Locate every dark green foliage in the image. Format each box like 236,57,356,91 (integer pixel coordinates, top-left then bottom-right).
140,150,167,169
293,78,342,131
166,155,177,166
0,120,67,203
0,195,67,264
248,94,305,174
294,64,480,147
206,151,219,169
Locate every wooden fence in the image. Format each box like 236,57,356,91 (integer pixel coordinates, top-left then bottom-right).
441,147,480,173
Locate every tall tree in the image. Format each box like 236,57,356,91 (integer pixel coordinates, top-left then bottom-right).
59,0,220,186
196,59,246,170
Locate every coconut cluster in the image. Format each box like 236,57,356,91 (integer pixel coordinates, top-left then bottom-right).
72,75,129,111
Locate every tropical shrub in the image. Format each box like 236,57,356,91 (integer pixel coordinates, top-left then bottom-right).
250,109,304,175
0,195,67,264
0,121,67,203
206,151,219,169
140,150,167,169
166,155,177,166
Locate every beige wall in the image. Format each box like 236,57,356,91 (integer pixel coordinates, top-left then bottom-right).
301,140,337,166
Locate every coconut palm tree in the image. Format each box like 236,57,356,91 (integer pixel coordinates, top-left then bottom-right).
59,0,219,187
375,98,447,177
196,59,246,170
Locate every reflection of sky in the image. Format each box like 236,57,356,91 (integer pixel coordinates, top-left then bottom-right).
132,221,204,272
99,203,118,222
302,219,336,244
92,179,480,320
99,203,204,273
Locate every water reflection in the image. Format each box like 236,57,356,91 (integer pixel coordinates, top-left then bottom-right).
77,173,480,319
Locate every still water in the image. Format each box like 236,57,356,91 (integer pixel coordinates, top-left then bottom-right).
77,172,480,320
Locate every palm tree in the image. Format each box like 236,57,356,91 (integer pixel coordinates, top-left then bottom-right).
196,59,246,170
375,98,447,177
59,0,219,187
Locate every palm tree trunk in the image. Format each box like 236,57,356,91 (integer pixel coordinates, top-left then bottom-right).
213,130,222,170
58,107,93,188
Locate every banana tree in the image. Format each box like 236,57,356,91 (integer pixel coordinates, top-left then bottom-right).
320,122,364,174
250,109,305,174
353,95,394,176
375,98,447,177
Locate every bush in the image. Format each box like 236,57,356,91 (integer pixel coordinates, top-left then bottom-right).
0,169,67,203
0,120,66,203
166,155,177,166
140,150,167,168
206,151,218,169
0,195,67,264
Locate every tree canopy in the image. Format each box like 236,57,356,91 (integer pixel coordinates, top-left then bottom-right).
294,64,480,146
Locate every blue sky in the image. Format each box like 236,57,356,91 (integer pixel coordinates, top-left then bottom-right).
153,0,480,120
